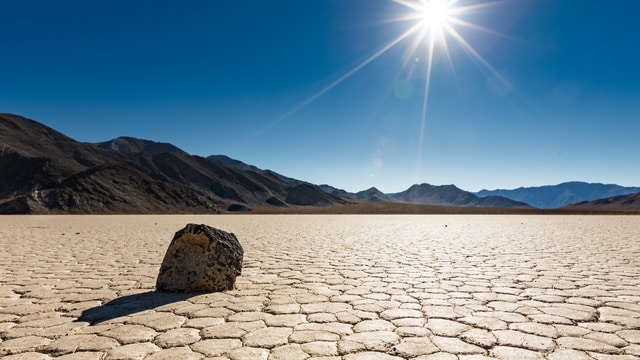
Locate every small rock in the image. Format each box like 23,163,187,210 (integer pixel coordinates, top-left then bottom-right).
156,224,243,292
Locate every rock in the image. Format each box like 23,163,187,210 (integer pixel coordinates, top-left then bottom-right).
156,224,243,292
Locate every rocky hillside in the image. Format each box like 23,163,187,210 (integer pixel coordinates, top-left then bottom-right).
95,137,188,155
0,114,346,214
562,192,640,212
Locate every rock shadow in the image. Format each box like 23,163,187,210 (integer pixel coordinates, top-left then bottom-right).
76,291,200,325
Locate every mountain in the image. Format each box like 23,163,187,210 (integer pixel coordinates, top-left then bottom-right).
0,114,346,214
207,154,262,173
354,187,397,202
476,182,640,209
318,184,352,198
391,183,532,208
318,185,398,202
207,155,305,187
94,137,187,155
562,192,640,212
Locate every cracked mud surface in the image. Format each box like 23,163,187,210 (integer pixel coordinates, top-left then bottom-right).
1,215,639,359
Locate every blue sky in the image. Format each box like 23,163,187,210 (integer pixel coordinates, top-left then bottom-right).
2,0,639,193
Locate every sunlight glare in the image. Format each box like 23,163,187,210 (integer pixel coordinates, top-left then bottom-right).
257,0,508,176
419,0,453,37
393,0,509,176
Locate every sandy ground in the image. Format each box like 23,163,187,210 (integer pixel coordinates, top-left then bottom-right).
1,214,639,359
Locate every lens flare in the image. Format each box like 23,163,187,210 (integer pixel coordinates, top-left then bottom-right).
256,1,509,175
392,0,510,174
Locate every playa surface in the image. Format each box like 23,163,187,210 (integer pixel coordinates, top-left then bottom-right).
1,215,639,359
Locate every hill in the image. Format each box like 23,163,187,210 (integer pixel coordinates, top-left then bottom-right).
318,185,398,203
391,183,532,208
0,114,345,214
477,182,640,209
562,192,640,212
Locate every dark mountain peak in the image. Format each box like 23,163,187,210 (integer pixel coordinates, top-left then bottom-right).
95,136,188,155
1,113,126,199
1,113,79,156
395,183,475,205
410,183,458,189
407,183,463,194
354,187,396,202
360,187,381,193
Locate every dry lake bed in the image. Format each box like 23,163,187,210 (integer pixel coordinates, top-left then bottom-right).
1,215,639,359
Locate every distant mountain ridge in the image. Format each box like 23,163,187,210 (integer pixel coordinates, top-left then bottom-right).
476,182,640,209
317,183,529,208
562,192,640,212
391,183,532,208
318,185,398,203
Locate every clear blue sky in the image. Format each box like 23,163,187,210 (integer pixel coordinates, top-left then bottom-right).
2,0,639,193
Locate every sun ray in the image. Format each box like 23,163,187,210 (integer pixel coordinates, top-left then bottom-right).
245,0,508,175
443,22,510,88
389,0,511,179
259,21,425,134
392,0,426,13
417,31,437,172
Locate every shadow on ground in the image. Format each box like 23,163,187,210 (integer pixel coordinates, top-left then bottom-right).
76,291,201,324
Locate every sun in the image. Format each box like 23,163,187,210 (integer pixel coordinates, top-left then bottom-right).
393,0,461,56
417,0,454,37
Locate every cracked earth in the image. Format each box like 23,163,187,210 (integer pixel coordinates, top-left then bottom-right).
1,215,639,359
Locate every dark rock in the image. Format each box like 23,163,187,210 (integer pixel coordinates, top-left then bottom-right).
156,224,244,292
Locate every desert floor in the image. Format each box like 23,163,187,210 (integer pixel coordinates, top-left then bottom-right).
1,215,639,359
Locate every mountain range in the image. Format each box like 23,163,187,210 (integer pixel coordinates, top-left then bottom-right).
0,114,345,214
1,113,639,214
199,159,529,208
476,182,640,209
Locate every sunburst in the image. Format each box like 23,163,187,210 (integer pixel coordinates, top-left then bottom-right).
262,1,508,167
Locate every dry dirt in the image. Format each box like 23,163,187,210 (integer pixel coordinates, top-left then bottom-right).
1,215,639,359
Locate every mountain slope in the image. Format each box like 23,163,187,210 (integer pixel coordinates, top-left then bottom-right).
354,187,398,202
476,182,640,209
318,185,398,202
0,114,124,200
562,192,640,212
95,137,187,155
0,114,345,214
207,154,262,173
207,155,305,187
392,183,532,208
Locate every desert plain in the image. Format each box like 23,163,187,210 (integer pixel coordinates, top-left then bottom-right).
1,214,639,359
